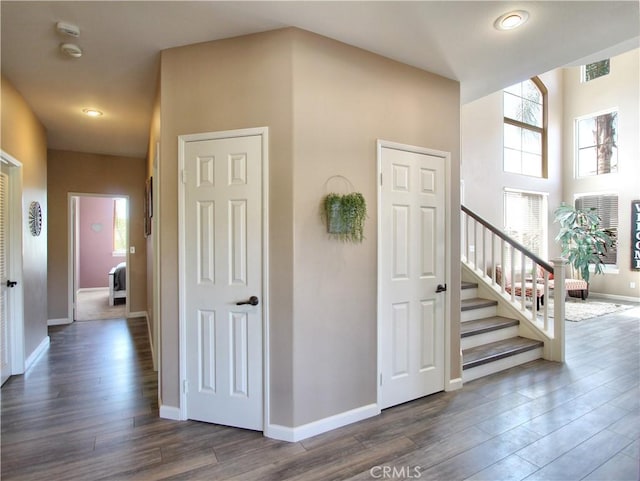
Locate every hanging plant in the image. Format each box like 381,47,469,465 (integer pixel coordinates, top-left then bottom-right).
324,192,367,243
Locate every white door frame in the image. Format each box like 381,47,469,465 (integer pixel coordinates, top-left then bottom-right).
376,139,452,407
0,150,25,375
177,127,270,428
67,193,131,323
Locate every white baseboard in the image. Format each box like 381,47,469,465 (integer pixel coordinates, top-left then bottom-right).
25,336,50,371
589,292,640,303
265,403,380,443
160,404,182,421
446,377,463,391
127,310,147,319
77,287,108,292
48,318,71,326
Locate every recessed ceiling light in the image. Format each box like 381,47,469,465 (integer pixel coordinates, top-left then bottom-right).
82,108,103,118
494,10,529,30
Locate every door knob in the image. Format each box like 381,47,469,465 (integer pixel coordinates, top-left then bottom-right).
236,296,259,306
436,283,447,293
6,280,17,288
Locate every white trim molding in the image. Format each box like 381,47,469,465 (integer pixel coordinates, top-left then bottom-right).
127,310,147,319
25,336,50,372
159,404,183,421
265,403,380,443
446,378,463,391
48,318,71,326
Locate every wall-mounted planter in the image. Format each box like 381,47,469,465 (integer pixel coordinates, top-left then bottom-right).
324,192,367,243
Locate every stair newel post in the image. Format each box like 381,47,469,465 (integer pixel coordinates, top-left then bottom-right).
551,258,568,362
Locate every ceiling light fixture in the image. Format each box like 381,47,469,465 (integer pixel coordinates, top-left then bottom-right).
494,10,529,30
82,108,103,118
60,43,82,58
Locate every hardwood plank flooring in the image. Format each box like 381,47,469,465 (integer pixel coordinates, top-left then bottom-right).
2,304,639,481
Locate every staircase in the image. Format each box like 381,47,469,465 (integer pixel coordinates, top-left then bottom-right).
461,281,544,382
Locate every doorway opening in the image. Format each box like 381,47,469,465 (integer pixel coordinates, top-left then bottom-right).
70,194,129,321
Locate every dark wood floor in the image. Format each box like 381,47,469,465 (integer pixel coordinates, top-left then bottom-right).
2,303,639,481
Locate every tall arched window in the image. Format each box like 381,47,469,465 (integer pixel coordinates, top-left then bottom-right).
503,77,547,177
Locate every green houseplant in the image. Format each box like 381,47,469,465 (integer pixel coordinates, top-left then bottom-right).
324,192,367,243
553,203,613,284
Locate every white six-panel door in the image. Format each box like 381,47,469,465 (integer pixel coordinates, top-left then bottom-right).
379,143,446,409
181,132,264,430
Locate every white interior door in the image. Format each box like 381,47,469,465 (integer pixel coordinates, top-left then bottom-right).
182,133,264,430
379,143,446,409
1,171,11,384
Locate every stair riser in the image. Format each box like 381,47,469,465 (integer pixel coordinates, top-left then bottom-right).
462,306,497,322
461,326,519,350
461,288,478,301
462,347,543,383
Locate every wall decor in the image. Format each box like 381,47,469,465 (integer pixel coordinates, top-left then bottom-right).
324,192,367,243
28,201,42,237
632,200,640,270
144,177,153,237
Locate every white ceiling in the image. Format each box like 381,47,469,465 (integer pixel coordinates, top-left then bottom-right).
2,1,638,159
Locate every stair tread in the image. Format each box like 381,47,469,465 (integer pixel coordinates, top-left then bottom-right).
461,297,498,311
461,316,519,337
461,281,478,290
462,337,543,370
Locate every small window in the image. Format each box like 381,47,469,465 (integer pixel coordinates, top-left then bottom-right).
582,59,610,82
576,111,618,177
504,190,548,260
575,194,618,266
113,198,127,255
503,78,547,178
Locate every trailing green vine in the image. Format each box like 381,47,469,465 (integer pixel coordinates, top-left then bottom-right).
324,192,367,243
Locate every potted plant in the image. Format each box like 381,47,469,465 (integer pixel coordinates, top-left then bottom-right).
553,203,613,292
324,192,367,243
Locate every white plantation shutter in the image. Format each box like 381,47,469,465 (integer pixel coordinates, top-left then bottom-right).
575,194,618,265
1,172,9,376
503,190,547,259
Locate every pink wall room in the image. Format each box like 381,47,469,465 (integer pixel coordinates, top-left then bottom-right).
78,196,125,288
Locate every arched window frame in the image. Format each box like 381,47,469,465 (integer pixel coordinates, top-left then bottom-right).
503,76,548,178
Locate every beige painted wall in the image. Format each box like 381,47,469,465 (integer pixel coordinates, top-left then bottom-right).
562,49,640,298
1,75,48,360
290,30,461,425
146,87,161,366
159,28,461,428
160,29,295,420
461,69,564,260
47,150,147,319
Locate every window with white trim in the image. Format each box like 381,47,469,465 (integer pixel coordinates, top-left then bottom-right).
582,59,610,82
113,198,127,255
503,77,547,178
576,111,618,177
504,190,548,260
575,194,618,266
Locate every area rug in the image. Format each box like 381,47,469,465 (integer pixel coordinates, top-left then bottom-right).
546,299,633,322
76,288,126,321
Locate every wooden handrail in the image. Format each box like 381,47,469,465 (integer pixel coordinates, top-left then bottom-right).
462,205,553,273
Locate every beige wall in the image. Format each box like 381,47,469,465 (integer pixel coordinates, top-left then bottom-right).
461,69,565,260
160,29,295,419
1,75,48,360
562,49,640,298
159,28,461,427
290,30,461,425
47,150,147,319
146,87,161,368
